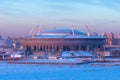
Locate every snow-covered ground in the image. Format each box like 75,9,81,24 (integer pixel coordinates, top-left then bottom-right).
0,61,120,80
62,51,94,57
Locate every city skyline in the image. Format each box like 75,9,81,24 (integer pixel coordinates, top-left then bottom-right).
0,0,120,37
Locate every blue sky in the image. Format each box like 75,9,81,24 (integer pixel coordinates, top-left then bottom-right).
0,0,120,37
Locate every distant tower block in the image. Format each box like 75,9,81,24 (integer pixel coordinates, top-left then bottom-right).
117,33,120,39
107,32,114,45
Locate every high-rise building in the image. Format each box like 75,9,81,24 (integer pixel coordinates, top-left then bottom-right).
117,33,120,39
107,32,114,45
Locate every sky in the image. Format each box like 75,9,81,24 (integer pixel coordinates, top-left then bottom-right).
0,0,120,37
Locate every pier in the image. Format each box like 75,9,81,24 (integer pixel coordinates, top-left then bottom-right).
7,59,91,65
6,57,120,65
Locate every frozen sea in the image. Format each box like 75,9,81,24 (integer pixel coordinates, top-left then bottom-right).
0,61,120,80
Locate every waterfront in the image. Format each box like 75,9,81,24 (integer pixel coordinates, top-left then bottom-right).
0,61,120,80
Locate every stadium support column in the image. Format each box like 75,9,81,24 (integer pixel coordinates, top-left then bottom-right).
41,45,44,51
55,45,57,51
87,45,90,51
31,45,34,51
79,45,81,51
52,45,54,50
45,45,47,51
59,45,63,56
48,45,50,50
60,45,63,51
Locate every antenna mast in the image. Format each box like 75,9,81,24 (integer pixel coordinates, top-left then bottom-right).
72,25,75,36
85,25,90,33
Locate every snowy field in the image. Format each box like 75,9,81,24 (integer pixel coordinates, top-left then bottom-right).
0,61,120,80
